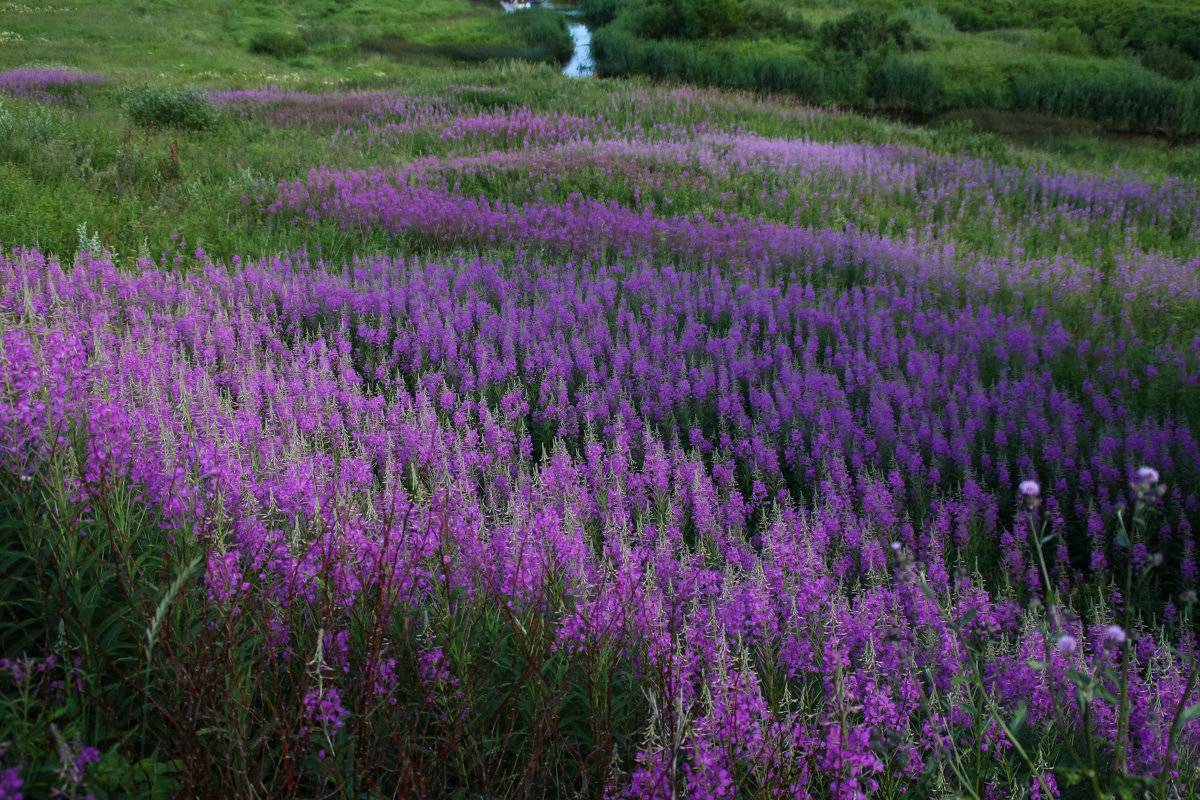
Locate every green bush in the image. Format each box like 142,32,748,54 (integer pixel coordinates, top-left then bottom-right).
500,8,574,63
680,0,744,39
897,7,957,36
868,55,943,115
742,0,811,37
1009,65,1199,134
818,10,918,56
593,27,826,101
1051,24,1090,56
247,29,308,59
579,0,623,28
1140,46,1198,81
1090,26,1126,57
624,2,682,40
122,86,220,131
938,2,992,33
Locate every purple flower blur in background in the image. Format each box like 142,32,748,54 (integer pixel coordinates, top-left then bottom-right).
0,68,104,103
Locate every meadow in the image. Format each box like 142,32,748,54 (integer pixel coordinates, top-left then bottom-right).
2,3,1200,799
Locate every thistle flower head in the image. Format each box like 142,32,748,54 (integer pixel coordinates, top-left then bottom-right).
1018,479,1041,509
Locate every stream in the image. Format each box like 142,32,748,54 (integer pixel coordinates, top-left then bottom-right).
502,1,595,78
562,21,595,79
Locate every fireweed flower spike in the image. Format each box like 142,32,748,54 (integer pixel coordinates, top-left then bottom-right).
3,83,1200,797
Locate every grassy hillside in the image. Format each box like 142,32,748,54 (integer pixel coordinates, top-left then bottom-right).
0,0,570,84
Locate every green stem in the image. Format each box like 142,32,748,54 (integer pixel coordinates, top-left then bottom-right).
1157,662,1198,799
1116,537,1134,776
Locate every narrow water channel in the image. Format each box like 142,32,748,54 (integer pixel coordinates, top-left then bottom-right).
502,1,594,78
562,21,595,78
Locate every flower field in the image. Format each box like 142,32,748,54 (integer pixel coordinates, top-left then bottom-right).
2,75,1200,799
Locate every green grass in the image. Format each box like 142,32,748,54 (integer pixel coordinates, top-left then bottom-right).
0,0,558,85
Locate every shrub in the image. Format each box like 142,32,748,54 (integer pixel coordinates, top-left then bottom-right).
818,10,917,56
592,27,827,101
1051,24,1090,57
247,29,307,59
742,0,812,37
1009,65,1199,134
897,6,957,37
624,2,682,40
579,0,623,28
1140,46,1198,81
122,86,220,131
938,2,992,33
747,54,824,100
1090,25,1126,57
680,0,744,39
868,55,943,115
501,8,573,63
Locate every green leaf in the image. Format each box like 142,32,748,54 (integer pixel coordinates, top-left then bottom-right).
1180,702,1200,725
1010,701,1028,732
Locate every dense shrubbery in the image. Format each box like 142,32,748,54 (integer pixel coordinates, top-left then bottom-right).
1141,46,1199,82
742,0,811,37
500,8,574,63
248,28,308,59
593,28,826,101
583,0,1200,134
936,0,1200,60
1010,66,1200,134
817,9,922,56
579,0,622,29
122,86,220,131
868,55,943,115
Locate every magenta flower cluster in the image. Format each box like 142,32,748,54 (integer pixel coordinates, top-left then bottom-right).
4,85,1200,795
2,238,1198,794
0,68,104,103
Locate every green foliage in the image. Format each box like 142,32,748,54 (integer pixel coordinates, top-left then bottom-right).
868,55,944,116
1010,66,1200,134
1140,46,1199,82
679,0,744,39
594,27,825,101
1050,23,1090,57
929,119,1010,161
623,2,681,40
122,87,220,132
742,0,812,37
579,0,623,28
499,8,574,63
603,0,744,41
934,0,1200,60
247,28,309,58
818,10,920,56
